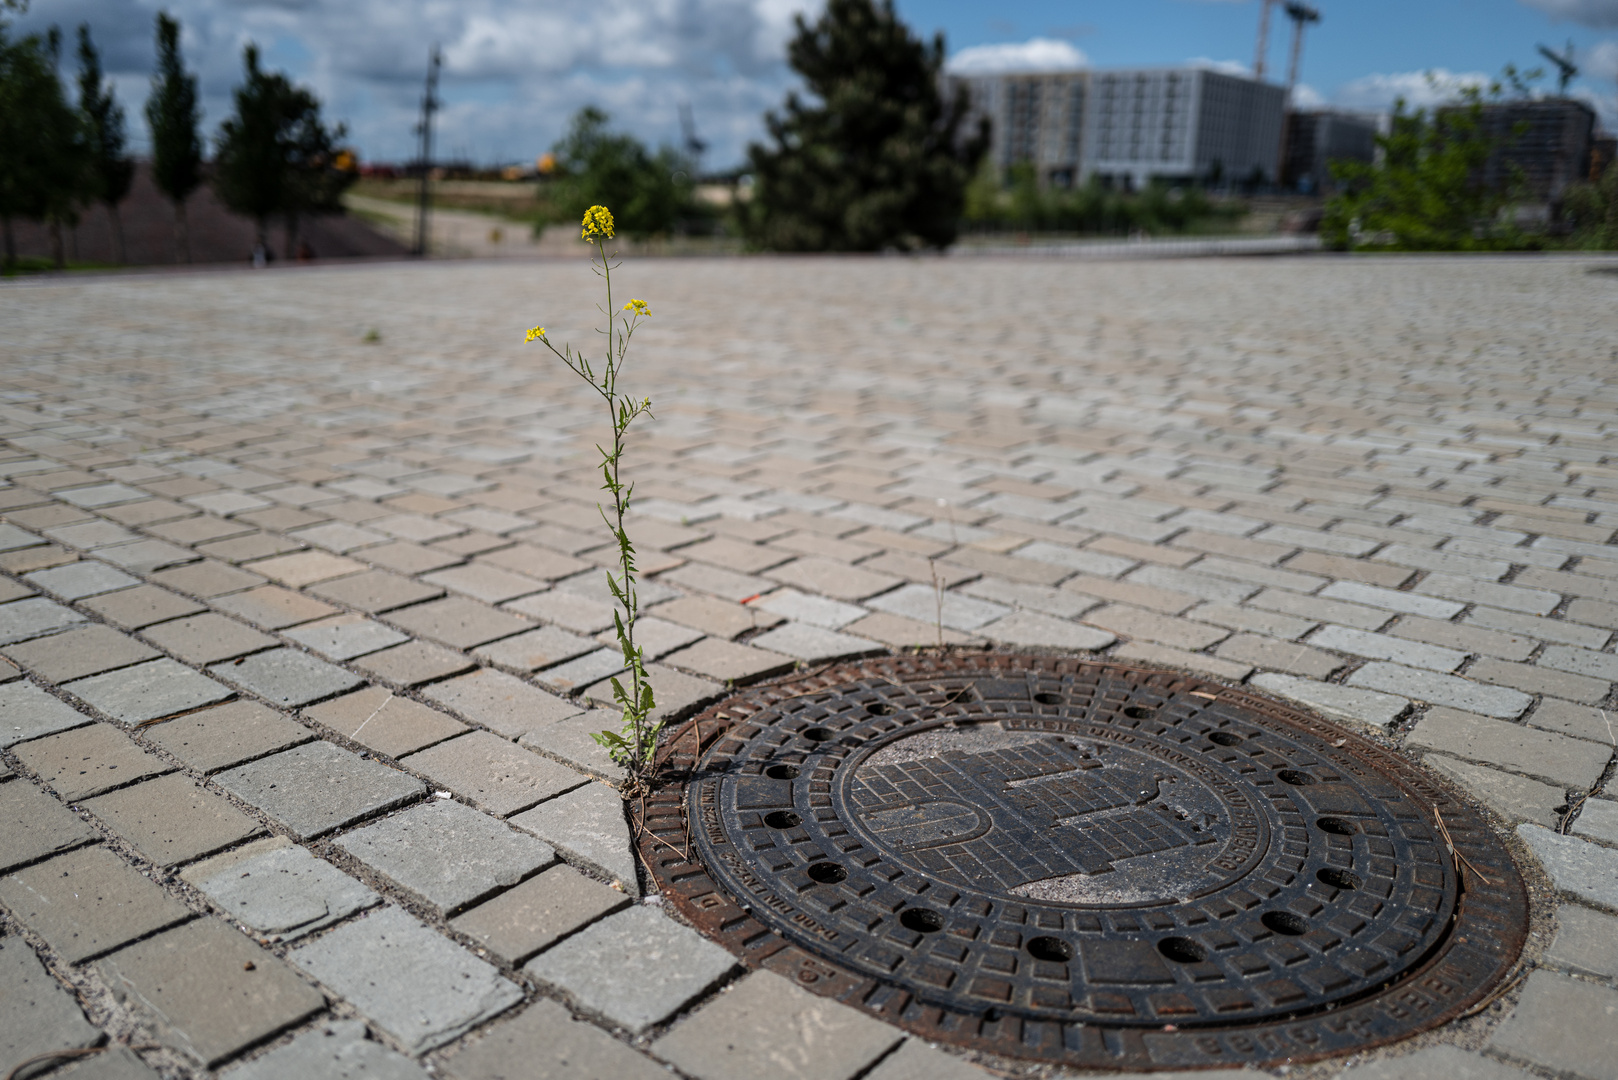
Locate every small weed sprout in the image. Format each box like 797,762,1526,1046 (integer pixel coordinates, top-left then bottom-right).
526,204,658,788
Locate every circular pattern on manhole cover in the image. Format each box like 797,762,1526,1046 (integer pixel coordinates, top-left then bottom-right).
637,655,1528,1071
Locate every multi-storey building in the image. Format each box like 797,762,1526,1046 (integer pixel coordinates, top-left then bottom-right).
948,66,1287,189
1282,110,1380,193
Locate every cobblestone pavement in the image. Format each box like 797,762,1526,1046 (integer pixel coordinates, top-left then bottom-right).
1,254,1617,1080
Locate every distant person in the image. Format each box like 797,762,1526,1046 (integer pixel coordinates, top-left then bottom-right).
251,242,268,268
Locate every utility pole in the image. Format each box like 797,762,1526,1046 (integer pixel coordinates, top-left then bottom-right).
1254,0,1279,80
412,46,441,258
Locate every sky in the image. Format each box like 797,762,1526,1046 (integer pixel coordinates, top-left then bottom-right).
12,0,1618,172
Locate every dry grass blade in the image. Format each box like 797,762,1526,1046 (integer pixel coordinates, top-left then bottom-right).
1434,806,1497,887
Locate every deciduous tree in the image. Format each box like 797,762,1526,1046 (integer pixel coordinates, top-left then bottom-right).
77,24,134,263
145,12,202,262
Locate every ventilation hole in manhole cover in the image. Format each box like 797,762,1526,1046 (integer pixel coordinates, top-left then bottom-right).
640,655,1528,1072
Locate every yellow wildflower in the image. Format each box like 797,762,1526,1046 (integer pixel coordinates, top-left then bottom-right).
622,299,650,316
581,205,615,241
525,326,546,341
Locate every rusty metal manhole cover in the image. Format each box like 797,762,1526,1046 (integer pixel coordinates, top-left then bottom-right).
638,655,1527,1071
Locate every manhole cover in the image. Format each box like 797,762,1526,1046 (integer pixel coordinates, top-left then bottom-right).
638,655,1528,1071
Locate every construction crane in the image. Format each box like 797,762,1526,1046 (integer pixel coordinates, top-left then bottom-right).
1253,0,1279,80
678,103,707,170
1283,2,1321,99
1537,41,1578,95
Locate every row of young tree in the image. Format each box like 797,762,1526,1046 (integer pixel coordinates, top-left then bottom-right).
0,4,353,270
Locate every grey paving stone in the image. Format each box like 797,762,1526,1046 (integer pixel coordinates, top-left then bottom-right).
335,798,554,913
97,539,197,575
306,570,444,613
3,625,160,683
351,639,476,687
509,781,638,893
1544,904,1618,979
978,610,1115,651
748,621,885,661
402,730,588,817
1488,970,1618,1079
283,615,409,660
64,659,233,725
473,625,599,672
304,686,466,758
660,638,795,683
224,1019,429,1080
213,585,338,630
1424,754,1566,829
1407,708,1609,789
140,699,313,773
506,588,619,634
55,1046,163,1080
1248,673,1409,731
653,969,903,1080
25,561,141,600
439,997,667,1080
82,774,262,868
79,585,205,630
0,845,192,963
1347,662,1532,719
13,723,172,800
420,668,580,739
861,1040,994,1080
867,583,1009,630
524,906,738,1034
519,709,629,785
288,906,522,1054
1540,644,1618,683
752,588,867,629
181,837,379,942
0,597,87,645
1308,624,1467,673
449,863,632,964
140,614,276,666
0,680,93,748
387,597,530,649
1573,797,1618,845
2,745,102,856
208,648,362,708
99,919,324,1067
1332,1046,1533,1080
215,741,425,840
1526,697,1618,746
539,647,628,692
0,522,44,551
1519,824,1618,909
0,932,102,1078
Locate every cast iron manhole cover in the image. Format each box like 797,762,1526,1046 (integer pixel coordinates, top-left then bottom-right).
638,655,1528,1071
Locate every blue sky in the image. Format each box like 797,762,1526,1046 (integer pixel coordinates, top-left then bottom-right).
14,0,1618,169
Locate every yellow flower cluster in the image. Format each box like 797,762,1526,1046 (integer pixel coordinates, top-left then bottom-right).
525,326,546,341
622,299,650,316
581,205,615,240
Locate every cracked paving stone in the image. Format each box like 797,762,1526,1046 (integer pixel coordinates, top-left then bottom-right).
63,659,233,726
0,781,99,873
0,845,193,963
289,906,523,1055
0,931,102,1077
402,730,587,817
82,773,262,868
0,680,93,748
225,1019,429,1080
653,968,904,1080
335,797,555,914
140,699,313,774
215,740,425,840
99,919,324,1067
181,837,379,942
208,648,363,708
439,998,667,1080
304,686,466,758
449,864,632,965
509,781,638,893
524,905,738,1034
13,723,172,800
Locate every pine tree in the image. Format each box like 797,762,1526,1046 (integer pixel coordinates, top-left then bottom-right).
0,25,87,269
145,12,202,263
743,0,986,252
77,24,134,263
214,43,352,260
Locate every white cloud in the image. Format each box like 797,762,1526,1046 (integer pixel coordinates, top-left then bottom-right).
16,0,823,167
1291,83,1326,108
945,38,1087,75
1519,0,1618,28
1334,69,1492,112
